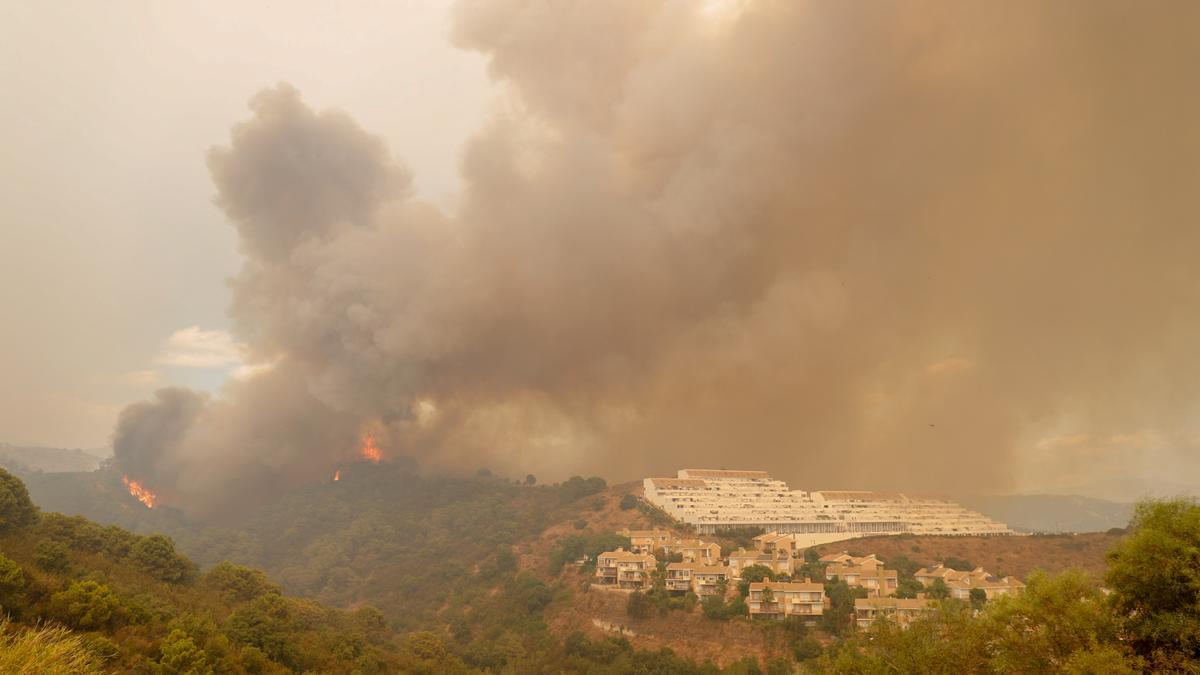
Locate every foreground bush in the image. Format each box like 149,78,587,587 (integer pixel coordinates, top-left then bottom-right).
0,618,100,674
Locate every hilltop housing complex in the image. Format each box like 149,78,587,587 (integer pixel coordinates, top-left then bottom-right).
593,529,1023,625
589,469,1020,625
643,469,1012,544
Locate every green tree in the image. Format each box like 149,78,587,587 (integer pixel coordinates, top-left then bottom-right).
727,595,749,617
821,579,865,637
0,468,38,532
760,586,774,605
34,540,70,573
0,554,25,611
815,602,986,673
942,556,974,571
737,564,775,596
493,545,517,574
1105,497,1200,669
981,570,1137,673
894,577,924,599
159,629,211,674
619,494,638,510
225,593,296,667
524,474,536,486
131,534,196,584
50,580,123,630
887,554,924,579
239,646,268,674
558,476,607,503
205,561,277,601
702,594,730,620
926,577,950,600
969,587,987,610
626,590,653,619
792,636,822,661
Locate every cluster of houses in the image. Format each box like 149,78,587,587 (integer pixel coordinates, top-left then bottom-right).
593,529,1024,627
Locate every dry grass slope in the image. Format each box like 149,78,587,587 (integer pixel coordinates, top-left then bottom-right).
0,618,101,675
813,532,1121,579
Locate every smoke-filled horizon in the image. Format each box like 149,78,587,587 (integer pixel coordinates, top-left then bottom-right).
114,0,1200,517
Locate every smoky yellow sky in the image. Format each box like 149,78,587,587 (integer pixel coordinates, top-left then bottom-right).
0,0,492,448
4,1,1199,503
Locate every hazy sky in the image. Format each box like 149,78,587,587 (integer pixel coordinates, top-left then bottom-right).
0,1,492,449
4,1,1198,503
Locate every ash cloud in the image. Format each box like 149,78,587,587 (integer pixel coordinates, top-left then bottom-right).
114,1,1200,516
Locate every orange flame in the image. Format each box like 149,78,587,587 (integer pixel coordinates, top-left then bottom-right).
361,434,382,463
333,469,341,481
122,475,157,509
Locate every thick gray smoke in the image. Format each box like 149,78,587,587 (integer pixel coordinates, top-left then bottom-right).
114,0,1200,516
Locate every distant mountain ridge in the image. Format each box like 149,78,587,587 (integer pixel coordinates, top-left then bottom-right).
958,493,1134,533
0,442,104,474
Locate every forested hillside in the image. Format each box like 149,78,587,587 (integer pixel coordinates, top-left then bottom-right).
0,467,408,672
0,466,761,673
18,463,1200,673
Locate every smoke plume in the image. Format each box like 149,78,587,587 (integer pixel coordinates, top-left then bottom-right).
114,0,1200,516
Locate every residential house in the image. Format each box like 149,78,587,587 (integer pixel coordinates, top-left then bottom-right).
665,562,732,596
824,553,898,597
820,552,884,572
595,548,657,590
916,564,1025,600
752,532,803,557
914,563,959,586
854,597,937,629
728,547,794,578
663,538,722,564
747,581,827,621
620,529,672,554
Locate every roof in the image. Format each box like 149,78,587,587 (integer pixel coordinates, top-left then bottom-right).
825,553,885,570
648,478,707,489
830,567,898,580
815,490,906,501
680,469,770,479
749,581,824,592
670,538,718,549
946,574,1025,590
597,549,656,563
918,564,1024,589
730,548,789,562
917,564,956,578
753,533,796,544
855,598,936,610
667,562,730,575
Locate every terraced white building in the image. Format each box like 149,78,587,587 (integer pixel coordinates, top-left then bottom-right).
643,469,1011,543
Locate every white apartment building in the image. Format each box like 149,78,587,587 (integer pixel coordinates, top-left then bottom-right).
643,469,1011,540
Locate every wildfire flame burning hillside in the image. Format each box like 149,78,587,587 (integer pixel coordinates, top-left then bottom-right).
333,469,341,481
122,475,157,509
361,434,382,463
